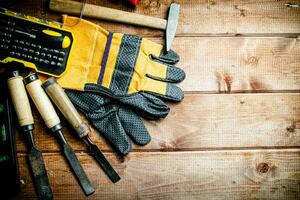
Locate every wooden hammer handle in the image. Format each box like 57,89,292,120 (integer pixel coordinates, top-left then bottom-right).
50,0,167,30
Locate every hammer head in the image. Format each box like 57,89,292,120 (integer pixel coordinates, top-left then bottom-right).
166,3,180,51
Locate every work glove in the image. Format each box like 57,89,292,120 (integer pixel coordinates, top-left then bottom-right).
55,16,185,155
65,90,150,154
58,15,185,119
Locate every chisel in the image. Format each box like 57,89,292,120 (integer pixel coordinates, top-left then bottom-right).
7,70,53,200
23,73,95,196
42,77,120,183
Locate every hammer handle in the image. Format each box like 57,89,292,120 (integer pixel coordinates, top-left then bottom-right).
50,0,167,30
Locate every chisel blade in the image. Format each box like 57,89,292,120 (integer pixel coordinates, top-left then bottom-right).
88,143,120,183
166,3,180,51
62,143,95,196
28,147,53,200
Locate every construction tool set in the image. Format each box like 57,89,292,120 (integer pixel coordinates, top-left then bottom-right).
0,7,73,77
0,0,183,199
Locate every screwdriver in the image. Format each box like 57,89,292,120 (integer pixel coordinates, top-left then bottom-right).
23,73,95,196
42,77,120,183
7,70,53,200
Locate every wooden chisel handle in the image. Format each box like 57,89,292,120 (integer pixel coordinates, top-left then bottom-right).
49,0,167,30
24,74,60,129
42,77,89,138
7,72,34,127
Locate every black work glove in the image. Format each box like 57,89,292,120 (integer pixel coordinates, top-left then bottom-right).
66,90,150,155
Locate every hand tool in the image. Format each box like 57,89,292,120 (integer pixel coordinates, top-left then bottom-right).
49,0,180,51
0,7,74,77
23,73,95,196
0,72,19,197
6,70,53,200
42,77,120,183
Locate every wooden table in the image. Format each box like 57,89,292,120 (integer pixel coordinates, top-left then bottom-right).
6,0,300,199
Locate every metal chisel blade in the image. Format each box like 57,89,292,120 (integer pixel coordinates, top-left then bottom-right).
28,147,53,200
62,143,95,196
88,143,120,183
166,3,180,51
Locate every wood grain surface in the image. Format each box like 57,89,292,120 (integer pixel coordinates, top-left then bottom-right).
14,150,300,200
8,0,300,36
15,93,300,152
171,37,300,92
2,0,299,199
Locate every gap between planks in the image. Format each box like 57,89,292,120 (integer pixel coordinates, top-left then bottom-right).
15,149,300,200
16,148,300,155
16,146,300,154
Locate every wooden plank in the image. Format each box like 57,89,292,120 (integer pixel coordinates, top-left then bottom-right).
15,93,300,152
15,150,300,200
137,36,300,93
176,0,300,36
7,0,300,36
2,37,300,93
173,37,300,93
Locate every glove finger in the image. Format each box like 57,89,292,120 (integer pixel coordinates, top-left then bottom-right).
164,83,184,101
119,93,170,119
118,107,151,145
90,110,132,155
84,84,170,119
165,65,185,83
142,77,184,102
146,61,185,83
66,90,132,155
150,49,180,65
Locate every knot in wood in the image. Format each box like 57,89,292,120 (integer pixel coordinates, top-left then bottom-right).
257,162,269,173
208,0,216,6
286,123,296,133
223,73,233,93
149,0,159,8
248,56,258,66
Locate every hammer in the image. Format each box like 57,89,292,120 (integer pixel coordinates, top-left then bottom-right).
49,0,180,51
